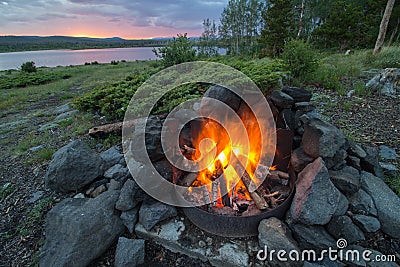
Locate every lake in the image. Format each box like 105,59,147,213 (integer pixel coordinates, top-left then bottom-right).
0,47,158,71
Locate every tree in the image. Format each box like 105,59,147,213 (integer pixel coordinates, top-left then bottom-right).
198,18,219,57
261,0,295,57
153,33,196,67
312,0,364,52
374,0,396,55
21,61,37,73
219,0,265,55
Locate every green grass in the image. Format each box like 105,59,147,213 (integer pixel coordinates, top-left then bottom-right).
385,175,400,196
36,148,55,162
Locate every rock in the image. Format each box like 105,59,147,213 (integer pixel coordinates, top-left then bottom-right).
347,156,362,171
277,108,295,130
88,184,107,198
115,179,146,211
27,191,44,204
366,248,399,267
258,218,302,267
329,167,361,196
139,199,178,231
210,243,250,267
29,144,46,152
341,245,367,267
352,214,380,233
334,191,349,216
39,190,125,267
301,118,347,167
366,68,400,96
290,147,315,173
202,85,242,112
44,140,105,193
54,110,77,122
361,146,384,178
342,245,399,267
104,164,129,182
100,146,124,170
172,108,197,124
39,122,59,131
289,224,336,252
130,116,164,163
294,102,315,112
114,238,145,267
325,149,348,170
326,216,365,244
360,171,400,238
291,158,341,225
108,179,121,190
348,141,367,159
379,145,398,160
348,189,378,216
258,217,302,266
282,86,312,102
380,162,398,177
73,193,85,199
270,90,295,109
120,207,139,234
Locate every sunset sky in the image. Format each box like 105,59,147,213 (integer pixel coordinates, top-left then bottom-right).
0,0,227,39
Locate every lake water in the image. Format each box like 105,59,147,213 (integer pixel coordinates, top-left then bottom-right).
0,47,158,71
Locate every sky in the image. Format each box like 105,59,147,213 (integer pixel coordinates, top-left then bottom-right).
0,0,228,39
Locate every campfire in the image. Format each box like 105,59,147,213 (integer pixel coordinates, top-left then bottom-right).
172,89,293,218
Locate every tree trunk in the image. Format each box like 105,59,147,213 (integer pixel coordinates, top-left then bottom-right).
388,18,399,46
373,0,396,56
296,0,307,39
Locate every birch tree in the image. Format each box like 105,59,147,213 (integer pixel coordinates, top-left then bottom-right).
374,0,396,55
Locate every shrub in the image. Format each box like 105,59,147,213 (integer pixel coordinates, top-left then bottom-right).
281,39,319,81
21,61,37,73
153,33,196,67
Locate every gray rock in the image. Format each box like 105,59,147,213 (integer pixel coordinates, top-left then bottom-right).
121,207,140,234
360,171,400,238
104,164,129,181
130,116,164,163
39,190,124,267
289,223,336,252
202,85,242,112
100,146,124,170
342,245,399,267
379,145,398,160
294,102,315,112
172,108,197,123
291,158,341,225
29,144,46,152
326,216,365,244
361,146,384,178
210,243,250,267
88,184,107,198
115,179,146,211
291,147,315,173
380,162,398,177
139,199,177,231
329,167,361,196
366,68,400,96
270,90,295,109
54,110,77,122
258,218,302,267
304,259,344,267
114,238,145,267
347,156,362,171
282,86,312,102
352,214,380,233
301,118,347,167
334,191,349,216
27,191,44,204
39,122,59,131
348,142,367,159
44,140,105,193
348,189,378,216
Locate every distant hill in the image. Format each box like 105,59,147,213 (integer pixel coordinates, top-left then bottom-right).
0,35,170,53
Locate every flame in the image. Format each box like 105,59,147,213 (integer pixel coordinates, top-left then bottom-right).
191,102,264,205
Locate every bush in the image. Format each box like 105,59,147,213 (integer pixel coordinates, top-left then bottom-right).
282,39,319,81
21,61,37,73
153,33,196,67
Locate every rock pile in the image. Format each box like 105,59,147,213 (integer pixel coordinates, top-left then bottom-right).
39,85,399,267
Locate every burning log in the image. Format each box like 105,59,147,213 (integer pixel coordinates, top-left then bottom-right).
211,180,220,207
180,172,198,187
230,154,269,210
270,170,290,180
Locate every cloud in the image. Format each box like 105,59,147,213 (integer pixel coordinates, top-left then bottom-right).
0,0,228,38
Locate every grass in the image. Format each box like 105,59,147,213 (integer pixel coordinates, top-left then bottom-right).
385,175,400,196
0,182,17,200
17,197,54,236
